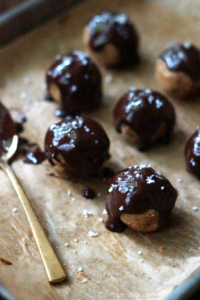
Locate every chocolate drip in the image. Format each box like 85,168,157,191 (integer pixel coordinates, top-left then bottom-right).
105,165,178,232
0,102,17,156
87,11,139,67
46,51,102,116
159,43,200,80
114,88,175,151
184,127,200,178
21,144,46,164
45,117,110,178
82,187,96,199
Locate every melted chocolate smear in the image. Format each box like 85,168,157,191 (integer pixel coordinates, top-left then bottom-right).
100,167,115,180
0,102,17,156
15,122,24,133
21,144,46,164
82,187,96,199
159,43,200,80
184,127,200,179
0,258,12,266
105,165,178,232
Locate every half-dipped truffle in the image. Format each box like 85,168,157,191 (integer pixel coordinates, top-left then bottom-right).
83,11,139,68
46,51,102,117
184,127,200,179
45,116,110,178
105,165,178,233
114,88,176,151
155,43,200,98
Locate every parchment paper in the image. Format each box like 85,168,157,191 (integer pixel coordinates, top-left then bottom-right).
0,0,200,299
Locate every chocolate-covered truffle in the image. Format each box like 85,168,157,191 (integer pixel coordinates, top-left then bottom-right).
114,88,176,151
83,11,139,68
184,127,200,178
0,102,17,156
46,51,102,117
45,116,110,178
105,165,178,233
155,43,200,98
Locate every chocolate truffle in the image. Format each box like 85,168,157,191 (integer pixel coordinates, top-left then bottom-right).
0,102,17,156
83,11,139,68
155,43,200,98
114,88,176,151
105,165,178,233
184,127,200,178
45,116,110,178
46,51,102,117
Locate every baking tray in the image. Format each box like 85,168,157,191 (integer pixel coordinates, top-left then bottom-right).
0,0,200,299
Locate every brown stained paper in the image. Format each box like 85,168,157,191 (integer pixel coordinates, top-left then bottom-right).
0,0,200,299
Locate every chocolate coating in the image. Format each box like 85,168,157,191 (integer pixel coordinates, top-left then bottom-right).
105,165,178,232
114,88,176,151
46,51,102,116
184,127,200,178
159,43,200,80
0,102,17,156
85,11,139,67
45,117,110,178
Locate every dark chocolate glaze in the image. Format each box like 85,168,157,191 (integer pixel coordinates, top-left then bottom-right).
159,43,200,80
22,144,46,164
46,51,102,116
45,117,110,178
87,11,139,67
184,127,200,178
82,187,96,199
114,88,176,151
105,165,178,232
0,102,17,156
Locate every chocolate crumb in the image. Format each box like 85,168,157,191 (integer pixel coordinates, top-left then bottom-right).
0,258,12,266
82,187,96,199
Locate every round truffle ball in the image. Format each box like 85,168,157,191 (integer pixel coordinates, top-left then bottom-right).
45,116,110,178
83,11,139,68
114,88,176,151
184,127,200,179
46,51,102,117
155,43,200,98
105,165,178,233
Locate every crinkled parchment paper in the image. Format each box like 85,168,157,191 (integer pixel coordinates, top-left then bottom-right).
0,0,200,299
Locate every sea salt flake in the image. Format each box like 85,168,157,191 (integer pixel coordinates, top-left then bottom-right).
67,190,71,196
64,243,69,247
161,186,164,190
78,267,83,272
192,206,198,211
146,176,155,184
102,209,107,215
73,249,76,253
88,231,98,237
177,178,183,183
81,278,87,283
119,205,124,211
105,74,113,83
138,250,143,255
98,218,103,222
13,208,18,212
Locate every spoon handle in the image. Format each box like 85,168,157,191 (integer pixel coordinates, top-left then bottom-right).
3,162,67,284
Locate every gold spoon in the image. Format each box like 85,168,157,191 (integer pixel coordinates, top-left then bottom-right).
0,135,66,284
